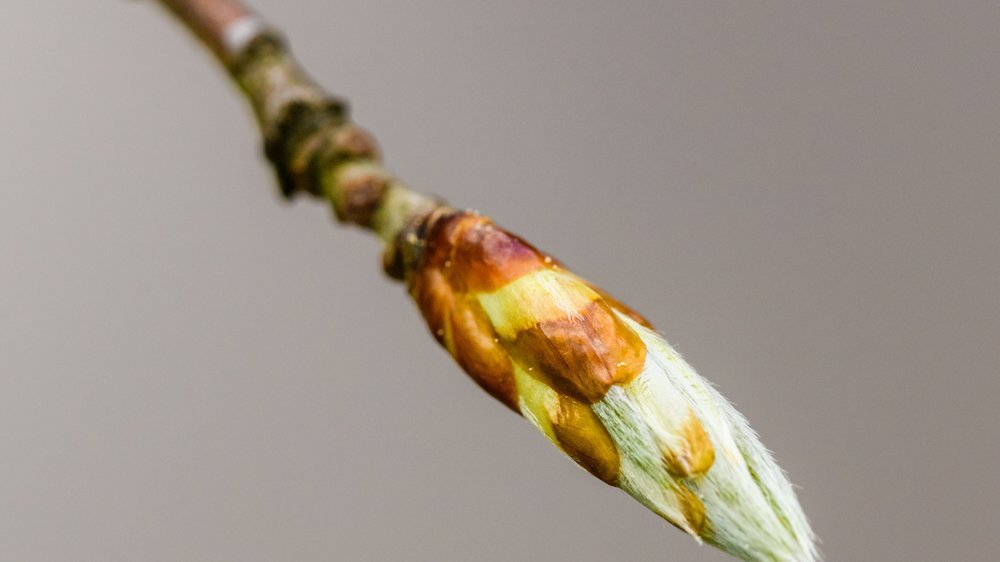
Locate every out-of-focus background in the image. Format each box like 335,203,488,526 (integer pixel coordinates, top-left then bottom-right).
2,2,998,561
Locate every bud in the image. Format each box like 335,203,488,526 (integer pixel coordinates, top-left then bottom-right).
402,209,817,562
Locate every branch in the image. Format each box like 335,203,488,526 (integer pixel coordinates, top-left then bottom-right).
158,0,250,66
157,0,440,278
152,3,818,561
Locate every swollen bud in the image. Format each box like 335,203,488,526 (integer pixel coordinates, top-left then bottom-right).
400,209,817,562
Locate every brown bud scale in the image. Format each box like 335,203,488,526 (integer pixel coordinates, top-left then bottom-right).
448,296,519,411
674,484,708,537
660,414,716,477
409,209,649,412
505,299,647,404
551,395,621,484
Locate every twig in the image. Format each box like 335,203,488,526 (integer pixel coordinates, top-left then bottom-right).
152,3,818,561
158,0,250,65
158,0,440,277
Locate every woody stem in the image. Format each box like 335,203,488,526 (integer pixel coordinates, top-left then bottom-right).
155,0,444,278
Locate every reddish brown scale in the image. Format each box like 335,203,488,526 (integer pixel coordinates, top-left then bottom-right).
410,267,453,345
506,299,647,404
408,211,522,411
409,209,648,410
551,395,621,484
447,217,545,293
449,297,519,411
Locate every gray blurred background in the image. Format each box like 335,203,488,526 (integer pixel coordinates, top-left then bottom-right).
2,2,998,560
